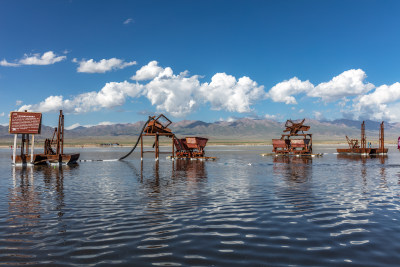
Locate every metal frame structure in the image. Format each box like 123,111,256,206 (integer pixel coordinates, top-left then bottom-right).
337,121,388,155
174,137,208,158
140,114,175,160
44,110,80,164
272,119,312,155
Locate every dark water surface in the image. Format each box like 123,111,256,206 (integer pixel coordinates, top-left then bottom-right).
1,145,400,266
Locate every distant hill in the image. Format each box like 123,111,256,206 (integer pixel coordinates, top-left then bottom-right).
325,119,389,131
1,118,400,145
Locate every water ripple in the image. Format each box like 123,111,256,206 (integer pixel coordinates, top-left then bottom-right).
1,147,400,266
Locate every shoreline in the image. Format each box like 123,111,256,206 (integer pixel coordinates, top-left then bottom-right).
1,142,398,149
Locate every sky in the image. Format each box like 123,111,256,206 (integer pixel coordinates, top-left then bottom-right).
1,0,400,128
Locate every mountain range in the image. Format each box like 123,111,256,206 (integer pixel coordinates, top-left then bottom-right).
1,118,400,145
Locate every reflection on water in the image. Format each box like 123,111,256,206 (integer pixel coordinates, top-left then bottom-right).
1,147,400,266
273,156,312,183
273,156,314,213
9,166,41,227
337,153,387,164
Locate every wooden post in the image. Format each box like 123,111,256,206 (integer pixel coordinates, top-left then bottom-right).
155,134,159,160
140,134,143,160
172,135,175,159
140,159,143,182
13,134,17,165
30,134,35,164
21,134,25,162
57,111,61,156
379,121,385,153
25,134,30,156
60,111,64,155
361,121,366,151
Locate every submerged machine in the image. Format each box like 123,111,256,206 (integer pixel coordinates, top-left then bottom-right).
119,114,215,161
10,110,79,165
44,110,80,164
140,114,175,160
174,137,209,158
12,134,48,165
272,119,313,155
337,121,387,155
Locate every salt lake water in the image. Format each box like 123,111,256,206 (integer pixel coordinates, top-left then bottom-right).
1,145,400,266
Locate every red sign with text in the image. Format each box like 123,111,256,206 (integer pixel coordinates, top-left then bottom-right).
9,112,42,134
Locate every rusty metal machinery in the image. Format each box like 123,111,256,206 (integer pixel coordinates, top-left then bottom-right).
140,114,175,160
337,121,388,155
174,137,208,158
272,119,312,155
44,110,80,164
111,114,215,161
345,136,359,149
283,119,310,135
118,114,175,161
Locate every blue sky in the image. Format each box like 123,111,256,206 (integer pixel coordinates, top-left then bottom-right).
1,0,400,128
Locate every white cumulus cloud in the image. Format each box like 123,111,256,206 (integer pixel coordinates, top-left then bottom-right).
353,82,400,121
200,73,266,112
19,81,143,113
74,58,137,73
20,51,66,65
131,60,167,81
268,77,314,104
308,69,374,101
0,51,66,66
18,61,267,117
265,114,276,119
0,59,20,67
144,69,200,117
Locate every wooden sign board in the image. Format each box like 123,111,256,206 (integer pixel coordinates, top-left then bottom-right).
9,112,42,134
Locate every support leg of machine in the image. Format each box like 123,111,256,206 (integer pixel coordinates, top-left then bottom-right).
155,134,159,161
172,135,175,158
140,134,143,161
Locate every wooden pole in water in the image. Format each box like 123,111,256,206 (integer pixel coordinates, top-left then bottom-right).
379,121,385,153
361,121,366,151
60,110,64,155
155,134,159,160
21,134,25,163
13,134,17,165
30,134,35,164
26,134,29,156
140,134,143,160
57,111,61,157
172,135,175,158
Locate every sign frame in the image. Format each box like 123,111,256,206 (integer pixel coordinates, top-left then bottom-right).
9,111,42,134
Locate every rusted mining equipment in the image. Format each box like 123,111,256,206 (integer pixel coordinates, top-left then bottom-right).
44,110,80,164
140,114,175,160
13,133,47,165
272,119,312,155
337,121,388,155
117,114,215,161
174,137,208,158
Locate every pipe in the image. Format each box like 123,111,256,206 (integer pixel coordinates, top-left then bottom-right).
118,117,152,160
